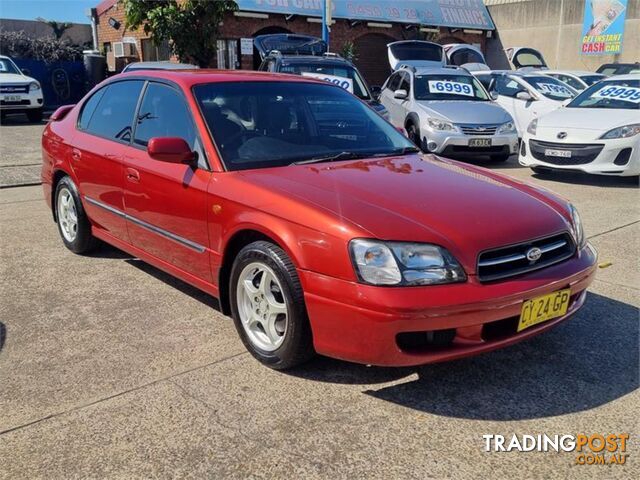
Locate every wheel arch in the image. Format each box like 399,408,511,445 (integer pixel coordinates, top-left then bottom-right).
218,227,296,316
404,112,421,130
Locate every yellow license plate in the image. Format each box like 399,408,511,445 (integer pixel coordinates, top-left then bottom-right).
518,289,571,332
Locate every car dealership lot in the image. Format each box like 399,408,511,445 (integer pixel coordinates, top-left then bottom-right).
0,123,638,478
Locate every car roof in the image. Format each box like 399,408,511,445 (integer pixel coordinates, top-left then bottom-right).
111,69,337,88
604,73,640,81
277,55,354,67
124,61,198,71
544,70,604,76
401,66,473,77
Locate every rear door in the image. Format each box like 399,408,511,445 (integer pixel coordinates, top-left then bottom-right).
122,81,212,282
72,80,144,241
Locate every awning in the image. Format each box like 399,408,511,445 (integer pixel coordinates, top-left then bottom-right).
235,0,495,30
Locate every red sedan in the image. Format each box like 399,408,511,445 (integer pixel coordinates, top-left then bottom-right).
42,70,597,369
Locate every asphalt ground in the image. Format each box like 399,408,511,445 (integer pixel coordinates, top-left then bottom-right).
0,121,638,479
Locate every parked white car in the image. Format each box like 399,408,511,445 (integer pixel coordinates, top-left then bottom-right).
0,55,44,122
519,74,639,177
473,71,579,138
540,70,607,91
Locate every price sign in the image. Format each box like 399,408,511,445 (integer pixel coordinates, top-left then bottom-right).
428,80,474,97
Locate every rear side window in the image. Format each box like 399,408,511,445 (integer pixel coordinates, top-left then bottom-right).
133,83,196,148
78,88,106,130
82,80,144,143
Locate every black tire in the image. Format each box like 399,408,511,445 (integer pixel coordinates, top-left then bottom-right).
26,108,43,123
490,153,511,162
229,241,315,370
406,123,423,152
54,176,97,254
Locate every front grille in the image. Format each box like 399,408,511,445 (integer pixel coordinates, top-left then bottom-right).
477,232,576,282
0,84,29,94
459,124,499,136
529,140,604,165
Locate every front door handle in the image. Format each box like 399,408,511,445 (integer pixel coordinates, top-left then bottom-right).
126,167,140,183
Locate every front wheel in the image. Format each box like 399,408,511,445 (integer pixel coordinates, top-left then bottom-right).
406,123,424,152
55,176,96,253
229,241,314,370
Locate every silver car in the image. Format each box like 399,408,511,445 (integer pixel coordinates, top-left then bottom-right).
380,65,519,162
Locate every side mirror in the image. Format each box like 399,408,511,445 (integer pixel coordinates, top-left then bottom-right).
21,68,31,76
394,89,408,100
516,91,534,101
147,137,195,164
490,91,499,100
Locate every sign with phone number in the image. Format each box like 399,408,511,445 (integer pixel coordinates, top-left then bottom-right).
428,80,474,97
592,85,640,103
301,72,354,93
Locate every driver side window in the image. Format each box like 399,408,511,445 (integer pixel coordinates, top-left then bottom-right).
399,72,411,95
495,76,525,98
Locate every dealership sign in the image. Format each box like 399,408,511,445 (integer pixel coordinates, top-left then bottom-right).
580,0,628,55
236,0,495,30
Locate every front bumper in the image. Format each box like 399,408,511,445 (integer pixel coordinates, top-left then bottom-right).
519,133,640,177
299,244,597,366
0,89,44,111
423,129,519,157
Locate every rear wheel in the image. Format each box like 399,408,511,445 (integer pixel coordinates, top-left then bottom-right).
229,241,314,370
26,108,43,122
55,176,96,254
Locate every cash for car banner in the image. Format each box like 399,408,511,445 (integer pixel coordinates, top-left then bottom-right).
580,0,628,55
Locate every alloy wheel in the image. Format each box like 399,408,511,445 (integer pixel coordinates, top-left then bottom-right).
57,187,78,243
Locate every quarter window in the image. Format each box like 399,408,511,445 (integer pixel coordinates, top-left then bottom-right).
386,73,402,91
133,83,196,148
82,80,144,142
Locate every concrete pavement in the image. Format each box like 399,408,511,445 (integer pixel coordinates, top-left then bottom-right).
0,164,638,478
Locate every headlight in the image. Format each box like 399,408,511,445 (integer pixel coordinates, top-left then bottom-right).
496,121,516,135
527,118,538,135
599,124,640,139
569,204,585,248
426,117,458,132
349,239,466,286
29,81,41,92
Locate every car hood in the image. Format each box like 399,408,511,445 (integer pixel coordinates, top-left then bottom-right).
0,73,31,84
238,155,570,273
537,107,640,135
416,100,512,124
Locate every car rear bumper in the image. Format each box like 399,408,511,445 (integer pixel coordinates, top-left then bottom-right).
299,244,597,366
519,134,640,176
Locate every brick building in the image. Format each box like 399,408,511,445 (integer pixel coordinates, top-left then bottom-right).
94,0,495,85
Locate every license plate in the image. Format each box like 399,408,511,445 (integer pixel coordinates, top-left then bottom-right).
518,289,571,332
469,138,492,147
545,149,572,158
3,95,21,102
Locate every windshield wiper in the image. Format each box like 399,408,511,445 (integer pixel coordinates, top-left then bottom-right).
292,151,369,165
371,146,420,157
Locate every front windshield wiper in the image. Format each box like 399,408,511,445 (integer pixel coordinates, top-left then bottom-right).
371,146,420,157
292,151,370,165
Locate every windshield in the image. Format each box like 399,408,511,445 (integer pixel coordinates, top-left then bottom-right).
567,80,640,110
0,58,21,75
280,63,370,100
193,81,414,171
524,76,577,101
414,74,489,101
580,74,606,86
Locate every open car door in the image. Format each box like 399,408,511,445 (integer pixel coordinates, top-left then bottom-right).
254,34,327,60
443,44,490,71
505,47,548,70
387,41,445,71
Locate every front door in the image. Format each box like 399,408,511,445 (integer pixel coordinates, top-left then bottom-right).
122,81,212,283
72,80,144,241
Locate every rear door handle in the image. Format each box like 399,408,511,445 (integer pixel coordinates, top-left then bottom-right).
126,167,140,183
71,148,81,162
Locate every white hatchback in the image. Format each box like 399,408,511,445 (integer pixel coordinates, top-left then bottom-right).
519,75,639,177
